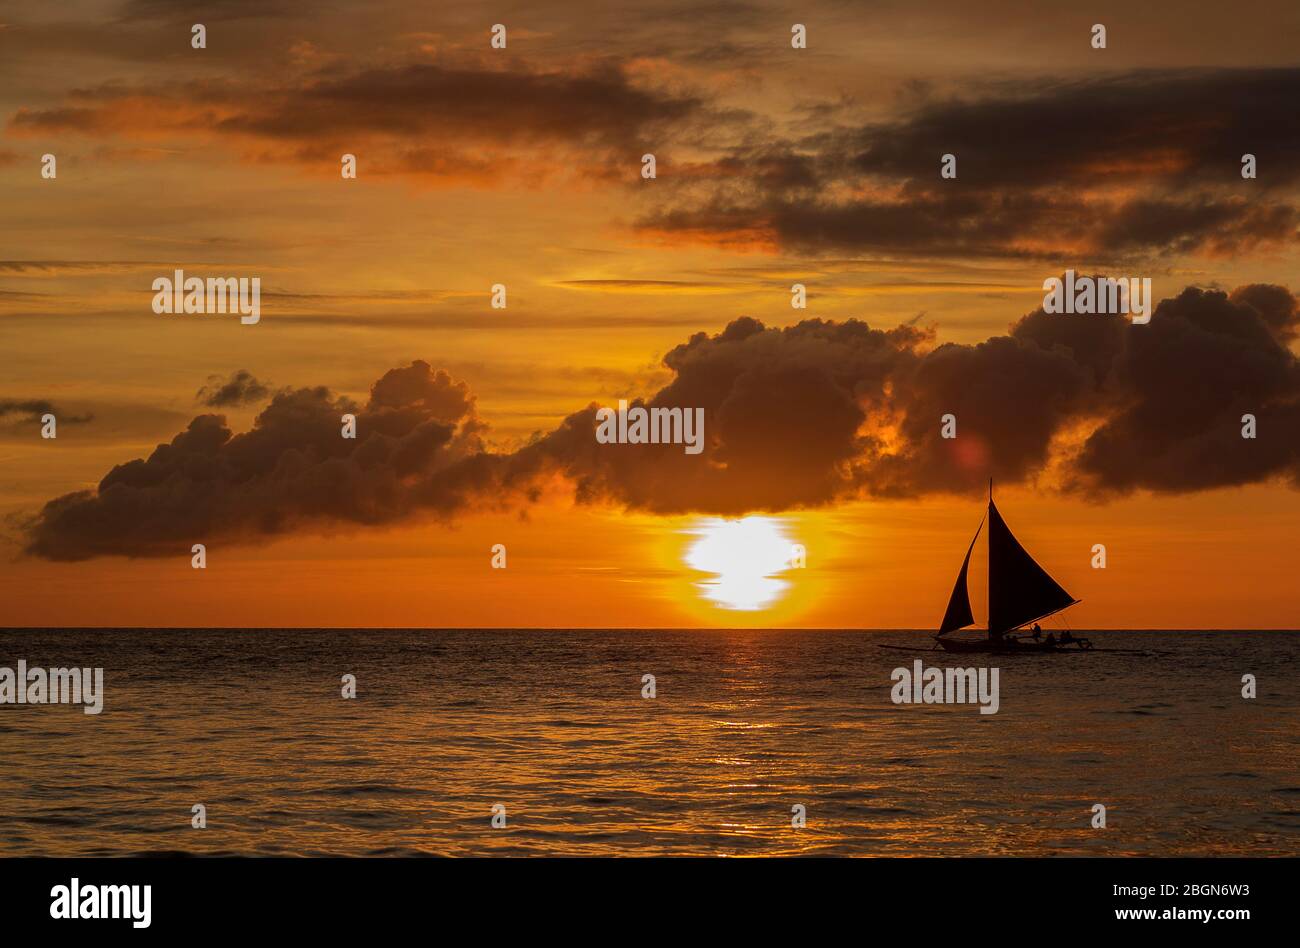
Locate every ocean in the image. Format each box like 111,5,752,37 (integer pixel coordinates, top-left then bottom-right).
1,629,1296,856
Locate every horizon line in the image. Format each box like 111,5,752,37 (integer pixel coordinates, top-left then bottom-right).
4,626,1299,633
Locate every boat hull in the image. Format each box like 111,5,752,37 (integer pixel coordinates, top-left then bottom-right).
935,637,1088,654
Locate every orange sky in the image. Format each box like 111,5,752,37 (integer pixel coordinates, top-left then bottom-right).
2,1,1299,628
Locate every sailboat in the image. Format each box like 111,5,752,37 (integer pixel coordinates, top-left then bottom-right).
933,480,1091,654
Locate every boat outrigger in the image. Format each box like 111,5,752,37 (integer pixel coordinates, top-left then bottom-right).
932,480,1092,654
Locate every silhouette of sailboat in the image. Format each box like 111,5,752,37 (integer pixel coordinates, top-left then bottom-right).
934,480,1090,654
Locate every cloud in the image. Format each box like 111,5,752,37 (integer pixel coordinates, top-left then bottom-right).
639,68,1300,261
0,0,343,69
196,370,271,407
0,399,93,426
24,361,492,561
24,283,1300,560
554,279,735,294
117,0,314,22
6,61,706,185
0,260,190,275
1063,285,1300,495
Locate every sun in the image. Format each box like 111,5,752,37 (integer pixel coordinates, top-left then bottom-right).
683,516,798,611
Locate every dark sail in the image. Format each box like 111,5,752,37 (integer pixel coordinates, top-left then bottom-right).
938,517,982,635
987,498,1075,633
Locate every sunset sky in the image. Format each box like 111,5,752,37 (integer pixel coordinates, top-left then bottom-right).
2,0,1299,628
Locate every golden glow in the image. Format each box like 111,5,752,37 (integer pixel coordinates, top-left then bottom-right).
3,4,1299,632
684,516,797,611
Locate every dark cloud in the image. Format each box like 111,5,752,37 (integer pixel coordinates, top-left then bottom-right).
229,63,699,148
24,361,491,561
502,316,928,514
196,370,270,408
6,62,705,183
640,68,1300,261
0,399,92,426
0,0,342,70
849,69,1300,190
25,284,1300,559
1065,286,1300,495
117,0,315,22
525,283,1300,506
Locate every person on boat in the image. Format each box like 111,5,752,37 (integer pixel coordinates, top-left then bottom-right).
1060,630,1075,645
1044,631,1057,646
1030,623,1042,640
